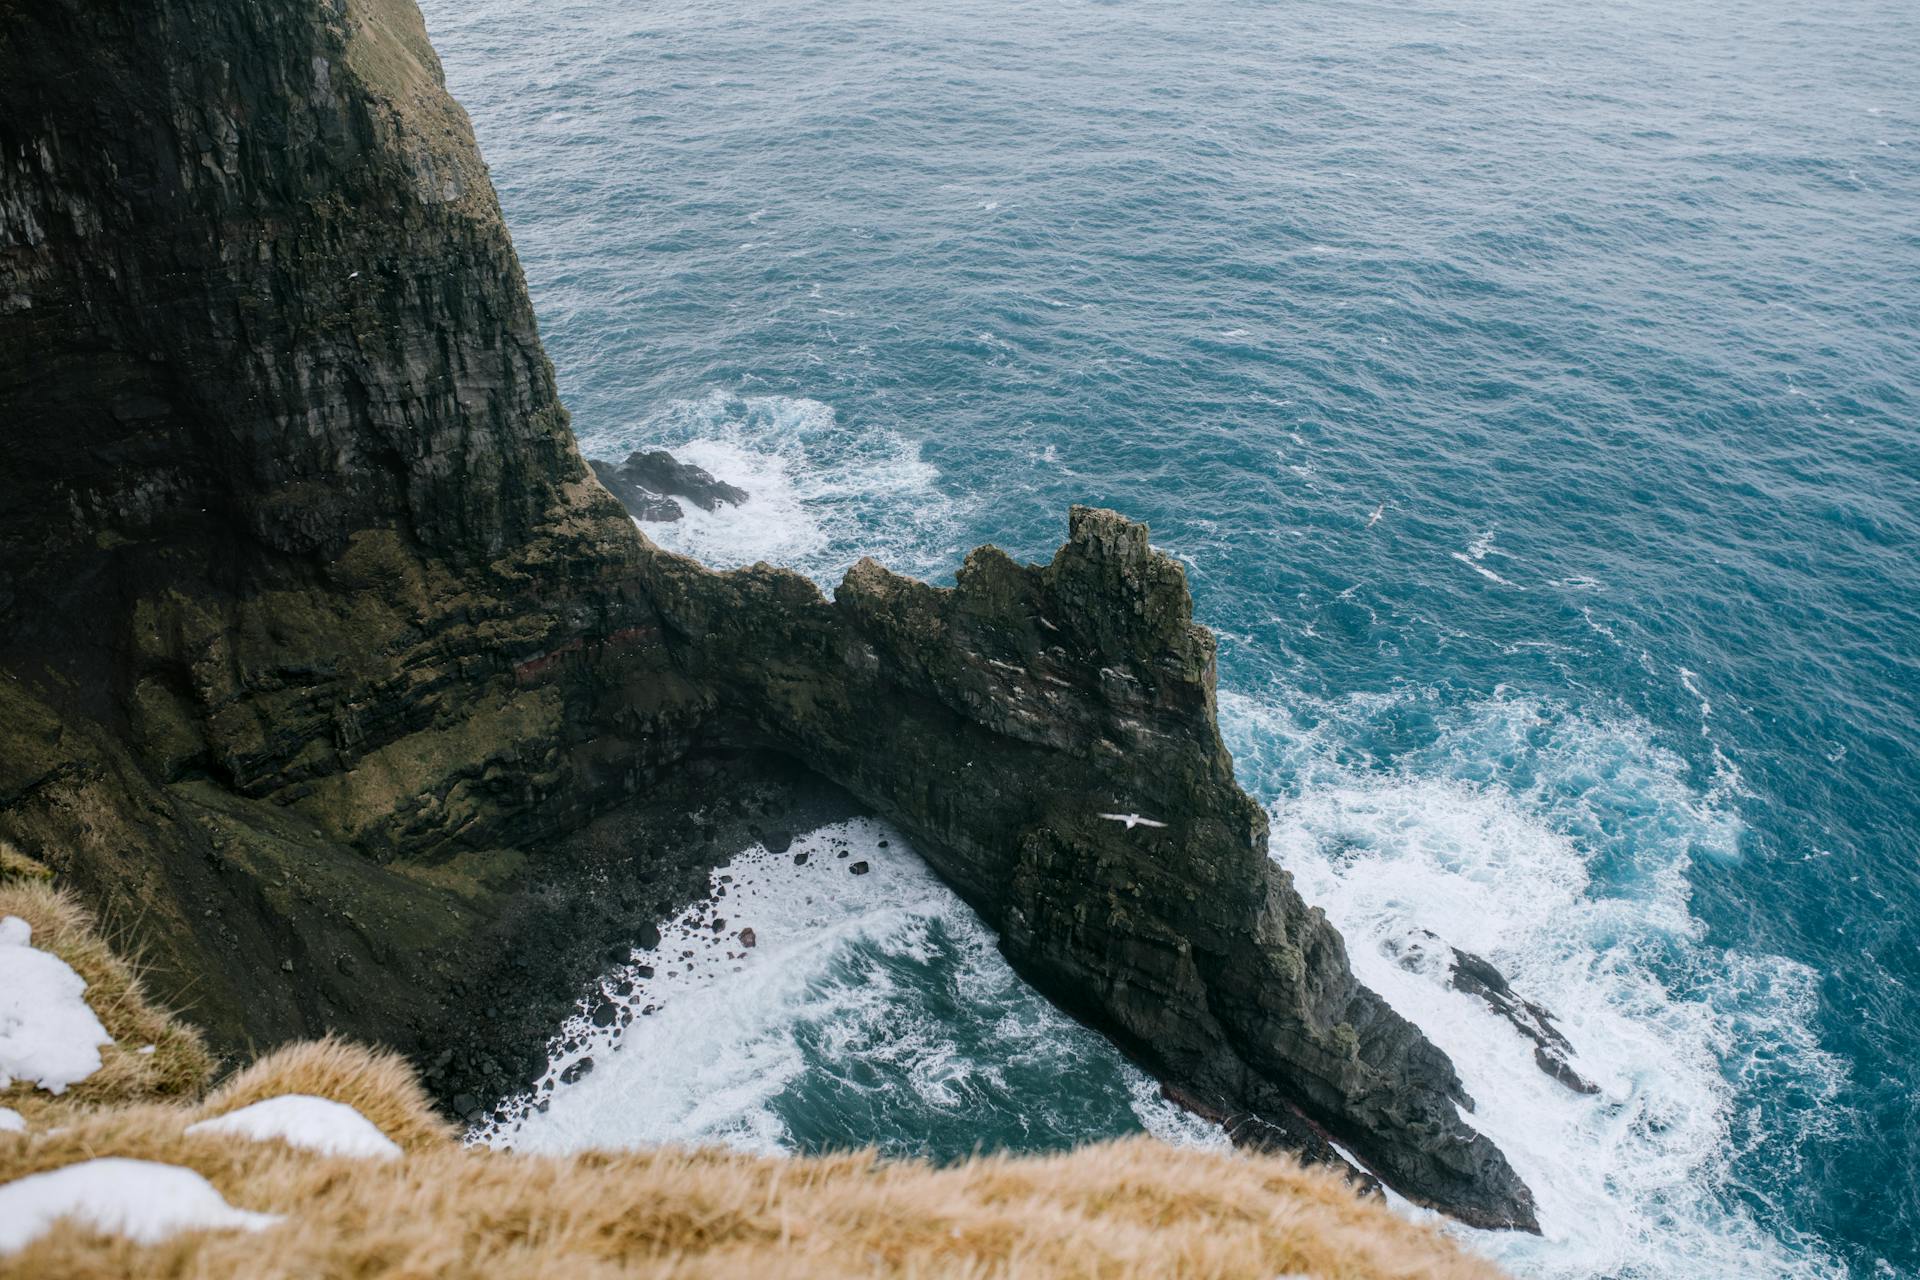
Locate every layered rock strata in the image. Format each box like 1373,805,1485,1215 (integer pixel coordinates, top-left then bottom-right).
0,0,1535,1231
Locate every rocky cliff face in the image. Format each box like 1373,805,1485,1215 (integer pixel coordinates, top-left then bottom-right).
0,0,1535,1231
0,0,664,1072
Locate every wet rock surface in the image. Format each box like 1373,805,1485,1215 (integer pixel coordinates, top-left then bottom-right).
417,753,863,1121
587,450,749,523
1389,928,1598,1098
589,460,686,522
0,0,1534,1233
1448,945,1599,1096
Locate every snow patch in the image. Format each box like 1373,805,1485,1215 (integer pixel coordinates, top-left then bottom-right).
0,915,112,1094
0,1107,23,1133
0,1158,280,1254
186,1095,401,1160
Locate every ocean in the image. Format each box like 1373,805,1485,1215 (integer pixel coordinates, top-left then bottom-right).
418,1,1920,1275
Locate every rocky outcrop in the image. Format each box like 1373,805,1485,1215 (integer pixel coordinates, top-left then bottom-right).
0,0,1535,1232
586,449,750,523
607,509,1537,1229
588,460,685,522
1388,929,1597,1097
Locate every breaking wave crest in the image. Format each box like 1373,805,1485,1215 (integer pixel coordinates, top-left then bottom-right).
1220,689,1848,1280
474,819,1224,1161
582,392,970,585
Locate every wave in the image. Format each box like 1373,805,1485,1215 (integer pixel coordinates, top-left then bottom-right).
580,392,969,585
475,819,1224,1160
1219,688,1848,1279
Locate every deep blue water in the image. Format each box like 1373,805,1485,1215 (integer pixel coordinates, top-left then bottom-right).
421,1,1920,1275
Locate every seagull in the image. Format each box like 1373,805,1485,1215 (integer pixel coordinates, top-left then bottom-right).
1366,501,1386,528
1098,812,1167,830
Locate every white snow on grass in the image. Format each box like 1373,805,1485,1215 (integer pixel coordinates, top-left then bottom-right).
0,915,111,1094
0,1107,23,1133
0,1158,280,1254
186,1095,401,1160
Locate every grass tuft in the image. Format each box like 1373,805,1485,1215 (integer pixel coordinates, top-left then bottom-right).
0,879,214,1122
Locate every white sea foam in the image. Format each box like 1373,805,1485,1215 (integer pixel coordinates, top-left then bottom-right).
1453,552,1519,585
593,392,965,585
475,819,1222,1158
1453,529,1525,587
1220,689,1847,1280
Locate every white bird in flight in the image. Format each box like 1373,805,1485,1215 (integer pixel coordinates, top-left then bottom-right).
1098,812,1167,830
1366,501,1386,528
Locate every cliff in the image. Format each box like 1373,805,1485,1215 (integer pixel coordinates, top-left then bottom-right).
0,0,1535,1231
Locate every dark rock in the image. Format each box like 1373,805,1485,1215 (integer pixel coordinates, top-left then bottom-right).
711,918,726,932
559,1057,594,1085
738,928,756,948
761,829,793,853
1535,1046,1600,1095
635,965,654,979
1446,943,1598,1096
584,449,748,522
793,852,809,866
589,1000,616,1028
621,450,749,511
588,459,684,522
637,923,662,951
847,861,870,876
452,1093,478,1117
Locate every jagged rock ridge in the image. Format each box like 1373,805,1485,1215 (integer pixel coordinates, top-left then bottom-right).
0,0,1534,1231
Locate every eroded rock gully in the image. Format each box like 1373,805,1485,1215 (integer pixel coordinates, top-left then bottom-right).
0,0,1535,1230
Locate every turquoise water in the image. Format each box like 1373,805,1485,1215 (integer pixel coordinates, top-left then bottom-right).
422,1,1920,1275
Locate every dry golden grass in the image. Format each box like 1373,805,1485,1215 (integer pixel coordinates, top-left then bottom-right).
195,1037,454,1153
0,1122,1506,1280
0,877,214,1122
0,859,1508,1280
0,840,50,883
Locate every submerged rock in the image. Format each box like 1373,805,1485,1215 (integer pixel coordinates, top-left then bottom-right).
1388,929,1597,1098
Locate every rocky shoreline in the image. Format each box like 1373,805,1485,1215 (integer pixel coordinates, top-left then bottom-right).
2,0,1537,1233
